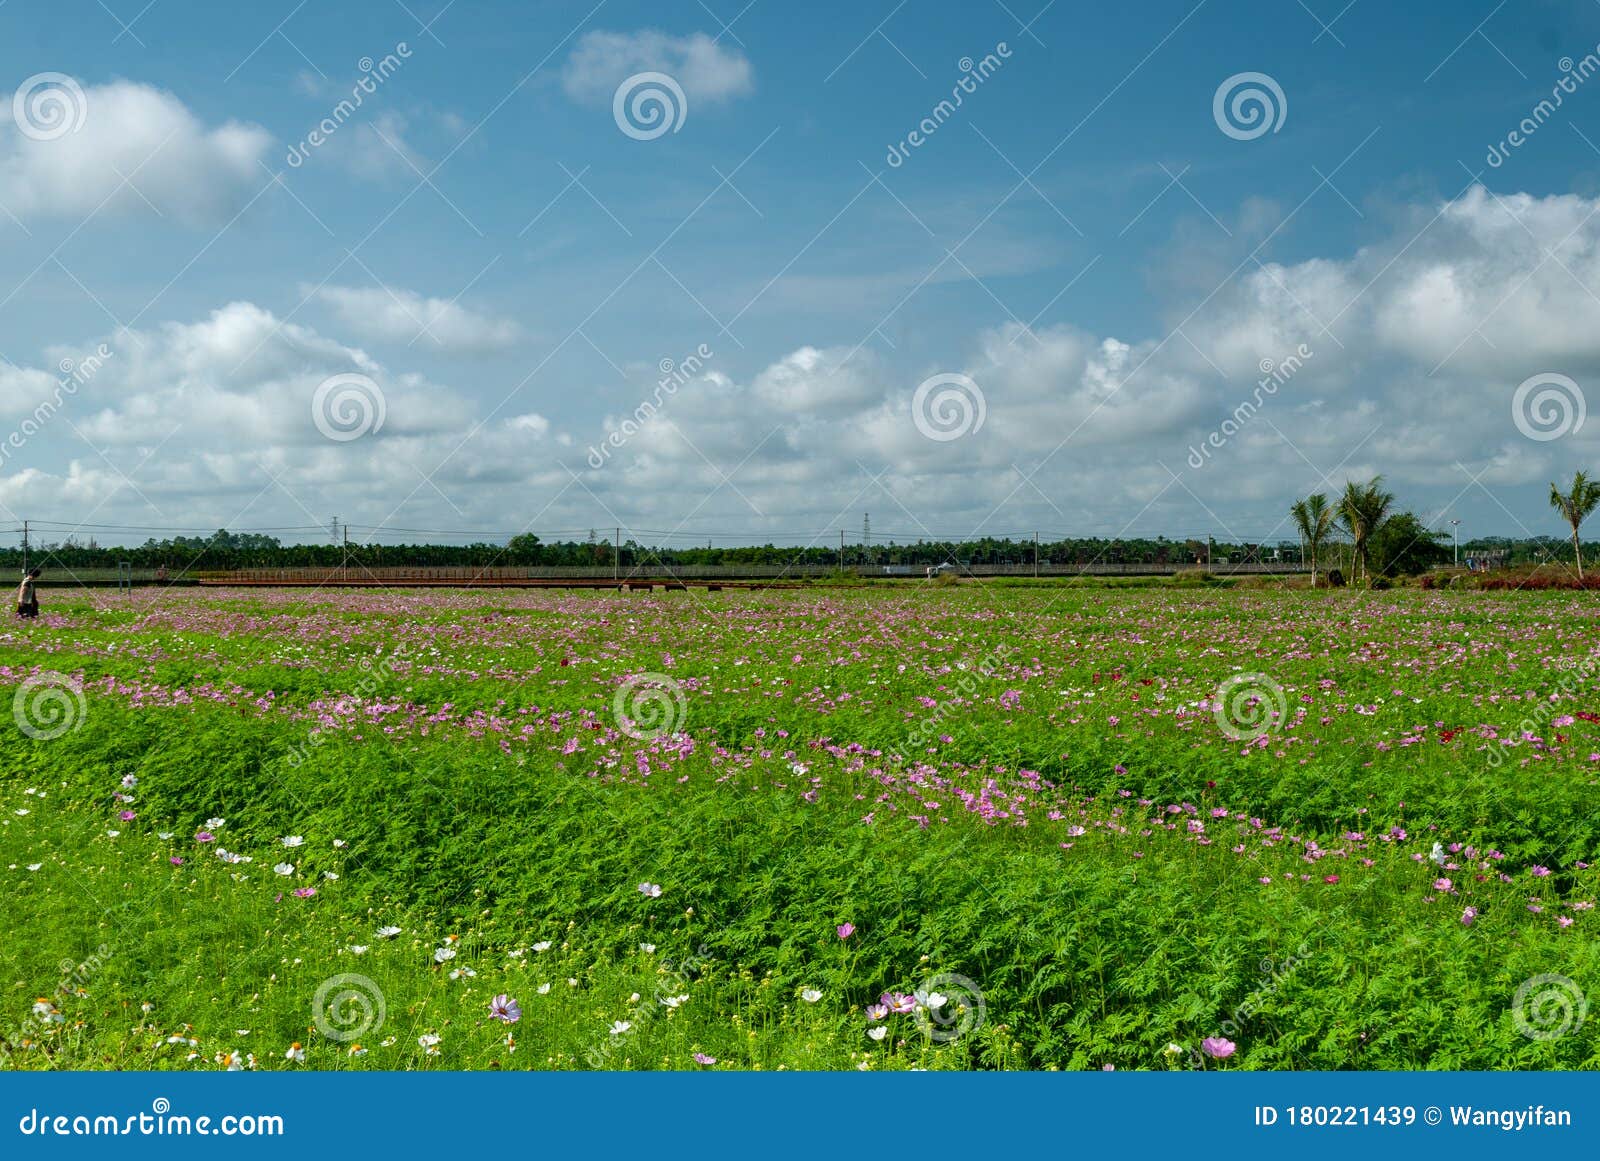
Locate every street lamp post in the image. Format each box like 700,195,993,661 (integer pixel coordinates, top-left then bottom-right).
1450,519,1460,567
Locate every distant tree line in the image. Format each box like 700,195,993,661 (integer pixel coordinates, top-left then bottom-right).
1,519,1594,576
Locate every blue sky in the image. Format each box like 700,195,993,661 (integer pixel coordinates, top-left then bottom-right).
2,0,1600,548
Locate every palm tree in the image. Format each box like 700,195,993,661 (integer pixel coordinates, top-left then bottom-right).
1289,493,1335,587
1549,471,1600,579
1336,476,1395,585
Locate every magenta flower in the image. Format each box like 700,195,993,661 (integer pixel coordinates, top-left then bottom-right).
1201,1037,1236,1059
292,887,316,898
194,831,215,843
118,811,136,822
836,923,855,940
169,856,184,866
488,994,521,1023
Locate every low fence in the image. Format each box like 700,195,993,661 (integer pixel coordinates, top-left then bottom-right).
189,561,1310,586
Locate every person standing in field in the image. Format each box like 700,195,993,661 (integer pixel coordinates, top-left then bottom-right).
16,568,40,618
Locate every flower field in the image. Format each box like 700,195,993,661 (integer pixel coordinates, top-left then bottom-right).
1,583,1598,1071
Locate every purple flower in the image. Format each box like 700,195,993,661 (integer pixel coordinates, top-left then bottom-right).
194,831,215,843
118,811,136,822
693,1052,716,1065
1201,1037,1236,1059
488,994,521,1023
169,856,184,866
1531,865,1551,877
836,923,855,940
1461,907,1478,926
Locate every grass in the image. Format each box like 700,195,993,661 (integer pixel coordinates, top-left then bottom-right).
1,584,1598,1070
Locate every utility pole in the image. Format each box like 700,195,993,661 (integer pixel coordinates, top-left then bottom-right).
1033,531,1039,578
840,529,845,570
1451,519,1460,566
614,527,620,581
21,519,27,574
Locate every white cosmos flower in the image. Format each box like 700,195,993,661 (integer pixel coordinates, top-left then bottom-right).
206,818,225,829
801,988,822,1003
349,945,369,955
531,941,552,952
867,1026,888,1041
537,983,551,994
639,943,656,953
608,1020,631,1036
637,882,662,898
376,926,402,938
433,947,457,963
157,832,174,840
273,863,295,876
280,835,304,848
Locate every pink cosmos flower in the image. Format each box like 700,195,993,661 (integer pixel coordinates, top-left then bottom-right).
488,994,521,1023
1201,1037,1236,1059
836,923,855,940
194,831,215,843
1433,878,1452,893
693,1053,716,1065
169,856,184,866
1531,866,1551,877
1461,907,1478,926
865,1003,889,1021
292,887,316,898
1323,874,1339,884
1559,916,1574,928
118,811,136,822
